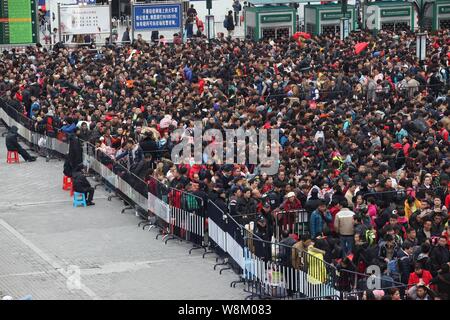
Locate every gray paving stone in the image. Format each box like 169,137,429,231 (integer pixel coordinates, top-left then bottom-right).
0,133,246,300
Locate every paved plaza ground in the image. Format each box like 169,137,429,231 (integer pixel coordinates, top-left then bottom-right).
0,126,246,300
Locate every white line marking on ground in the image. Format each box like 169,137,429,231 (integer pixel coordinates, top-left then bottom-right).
0,219,99,300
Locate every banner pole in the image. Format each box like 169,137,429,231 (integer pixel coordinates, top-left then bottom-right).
109,1,113,45
57,2,61,43
180,0,184,43
34,0,39,45
131,2,135,45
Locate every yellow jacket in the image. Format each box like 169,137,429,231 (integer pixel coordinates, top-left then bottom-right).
404,199,421,220
307,245,327,284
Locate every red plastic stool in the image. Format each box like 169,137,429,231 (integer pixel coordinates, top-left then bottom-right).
6,151,20,164
63,176,73,190
70,184,74,197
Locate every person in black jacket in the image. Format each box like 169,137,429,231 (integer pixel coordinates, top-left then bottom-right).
213,189,228,214
253,215,272,261
68,128,83,171
5,126,36,162
430,236,450,273
236,188,257,225
417,219,433,244
397,242,414,286
265,181,283,210
430,263,450,300
139,131,159,159
72,165,95,206
218,165,234,190
225,11,235,37
304,188,322,214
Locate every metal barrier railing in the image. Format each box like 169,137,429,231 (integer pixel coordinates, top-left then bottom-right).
1,95,409,300
242,235,340,300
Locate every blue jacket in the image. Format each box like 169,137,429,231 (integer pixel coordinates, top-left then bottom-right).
61,123,77,134
183,66,193,82
310,209,332,239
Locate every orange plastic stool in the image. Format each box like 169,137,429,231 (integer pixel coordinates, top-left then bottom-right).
6,151,20,164
63,176,73,190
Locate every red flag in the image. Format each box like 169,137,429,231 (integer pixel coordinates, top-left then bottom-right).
354,42,369,55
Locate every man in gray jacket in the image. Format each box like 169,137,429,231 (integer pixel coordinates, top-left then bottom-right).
334,199,355,257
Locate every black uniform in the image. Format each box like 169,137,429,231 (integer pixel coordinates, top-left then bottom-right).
72,170,95,204
5,126,34,161
68,134,83,170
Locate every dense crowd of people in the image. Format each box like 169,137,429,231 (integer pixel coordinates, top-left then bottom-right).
1,27,450,300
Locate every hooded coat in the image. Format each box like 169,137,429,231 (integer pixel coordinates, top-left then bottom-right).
5,126,21,151
68,134,83,170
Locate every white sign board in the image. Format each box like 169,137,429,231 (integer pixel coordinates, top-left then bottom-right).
49,0,78,31
59,5,111,35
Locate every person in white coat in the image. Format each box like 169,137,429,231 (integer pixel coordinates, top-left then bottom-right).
334,199,356,257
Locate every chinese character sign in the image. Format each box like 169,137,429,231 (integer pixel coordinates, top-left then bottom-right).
133,4,182,31
59,5,111,35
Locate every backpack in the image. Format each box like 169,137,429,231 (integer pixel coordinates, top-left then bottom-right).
223,18,229,29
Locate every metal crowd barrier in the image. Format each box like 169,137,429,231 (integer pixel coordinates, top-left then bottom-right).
1,98,403,300
242,234,340,300
83,142,148,213
207,200,242,272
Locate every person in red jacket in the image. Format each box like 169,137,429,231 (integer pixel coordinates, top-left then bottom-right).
276,192,302,232
408,262,433,288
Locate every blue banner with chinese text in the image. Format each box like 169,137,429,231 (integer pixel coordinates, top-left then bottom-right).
133,3,182,31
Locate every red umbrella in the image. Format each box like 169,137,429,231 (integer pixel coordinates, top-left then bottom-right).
354,42,369,55
293,31,311,40
299,32,312,40
298,32,311,39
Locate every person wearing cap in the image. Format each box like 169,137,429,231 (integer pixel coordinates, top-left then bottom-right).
72,164,95,206
265,181,284,210
277,191,302,233
259,200,274,237
5,125,36,162
253,215,271,261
